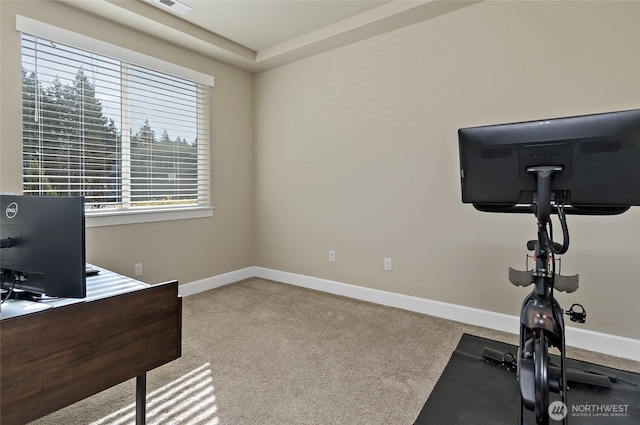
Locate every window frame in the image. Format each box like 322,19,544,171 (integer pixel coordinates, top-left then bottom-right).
16,15,215,227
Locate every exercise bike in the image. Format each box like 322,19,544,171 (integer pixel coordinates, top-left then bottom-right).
507,166,613,424
480,167,623,424
508,166,577,425
458,108,640,425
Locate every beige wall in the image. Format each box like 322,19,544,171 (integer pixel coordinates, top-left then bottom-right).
0,1,255,284
2,1,639,340
254,1,640,339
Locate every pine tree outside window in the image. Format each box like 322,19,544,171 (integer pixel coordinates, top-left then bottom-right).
18,22,212,225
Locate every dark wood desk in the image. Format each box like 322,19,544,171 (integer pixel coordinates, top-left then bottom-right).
0,269,182,425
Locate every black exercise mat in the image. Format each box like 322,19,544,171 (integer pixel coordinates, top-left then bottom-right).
414,333,640,425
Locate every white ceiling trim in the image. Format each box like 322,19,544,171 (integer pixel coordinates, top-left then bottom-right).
54,0,482,74
255,0,482,71
16,14,215,86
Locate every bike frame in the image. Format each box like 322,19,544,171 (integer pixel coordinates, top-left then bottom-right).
517,166,569,425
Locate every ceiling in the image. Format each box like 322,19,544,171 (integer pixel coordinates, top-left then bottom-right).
143,0,393,52
56,0,481,73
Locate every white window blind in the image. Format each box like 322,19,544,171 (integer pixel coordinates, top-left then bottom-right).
20,32,211,213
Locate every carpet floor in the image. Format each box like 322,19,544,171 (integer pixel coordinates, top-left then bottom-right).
31,279,640,425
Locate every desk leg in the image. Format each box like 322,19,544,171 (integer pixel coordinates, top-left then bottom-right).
136,374,146,425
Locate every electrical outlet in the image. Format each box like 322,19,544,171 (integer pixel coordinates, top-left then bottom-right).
329,250,336,262
135,263,143,276
384,258,393,271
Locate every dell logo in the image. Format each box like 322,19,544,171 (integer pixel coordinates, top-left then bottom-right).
5,202,18,219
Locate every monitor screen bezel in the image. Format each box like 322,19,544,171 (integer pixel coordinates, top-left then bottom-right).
458,108,640,214
1,195,86,298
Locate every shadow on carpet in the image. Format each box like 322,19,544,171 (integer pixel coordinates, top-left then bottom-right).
414,333,640,425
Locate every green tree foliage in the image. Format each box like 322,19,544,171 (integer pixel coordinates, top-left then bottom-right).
22,67,199,207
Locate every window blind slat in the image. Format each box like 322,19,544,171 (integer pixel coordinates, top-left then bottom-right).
21,32,210,210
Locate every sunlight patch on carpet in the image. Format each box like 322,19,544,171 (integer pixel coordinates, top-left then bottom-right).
90,363,218,425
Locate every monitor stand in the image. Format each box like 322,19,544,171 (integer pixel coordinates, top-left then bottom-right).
4,288,43,301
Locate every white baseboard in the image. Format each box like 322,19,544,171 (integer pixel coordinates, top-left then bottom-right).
182,266,640,361
178,266,257,297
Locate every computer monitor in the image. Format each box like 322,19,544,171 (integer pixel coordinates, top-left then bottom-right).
0,195,86,299
458,108,640,214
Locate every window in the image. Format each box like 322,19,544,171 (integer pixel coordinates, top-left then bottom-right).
18,21,212,224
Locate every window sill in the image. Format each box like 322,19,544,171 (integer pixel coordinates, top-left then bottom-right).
86,206,214,227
